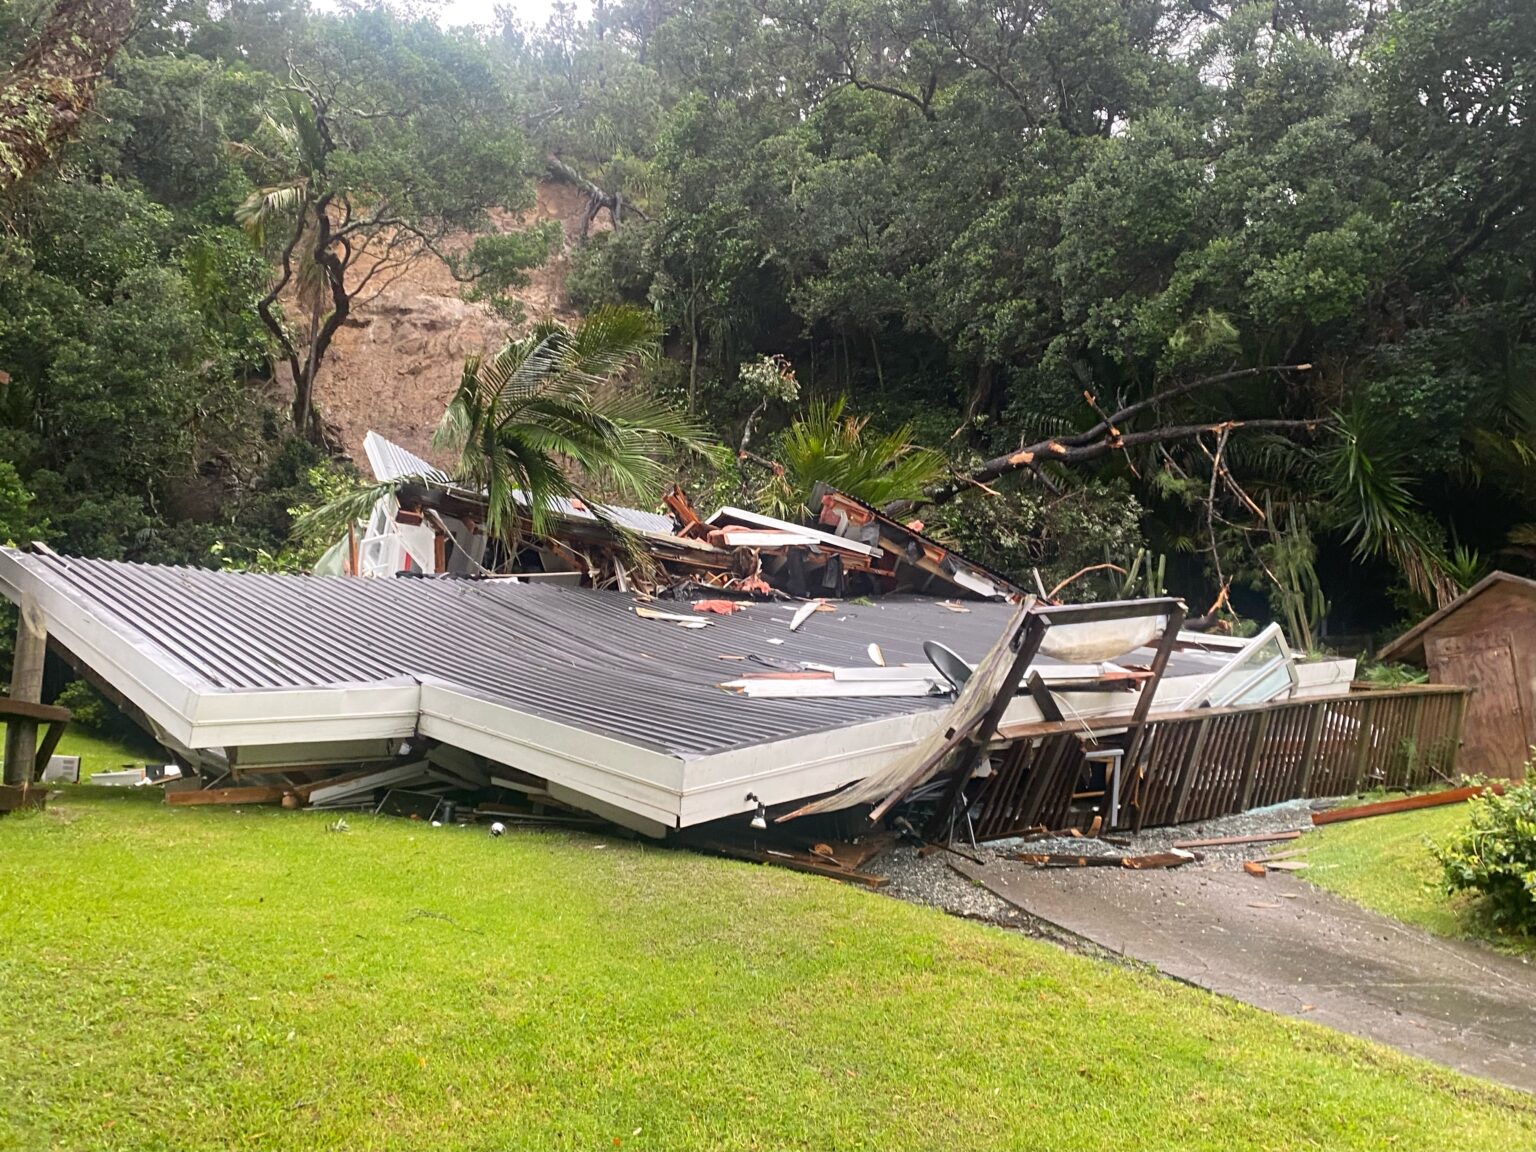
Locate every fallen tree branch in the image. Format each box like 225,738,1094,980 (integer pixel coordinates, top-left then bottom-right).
545,154,648,235
893,413,1323,515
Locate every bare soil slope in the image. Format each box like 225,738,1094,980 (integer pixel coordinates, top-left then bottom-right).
307,180,602,468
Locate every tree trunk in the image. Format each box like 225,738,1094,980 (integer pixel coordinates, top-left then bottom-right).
687,308,699,415
0,0,137,188
959,362,995,433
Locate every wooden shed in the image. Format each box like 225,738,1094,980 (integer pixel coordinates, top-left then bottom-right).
1378,572,1536,779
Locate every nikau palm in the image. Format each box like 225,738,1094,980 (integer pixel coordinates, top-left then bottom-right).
760,396,947,521
299,306,709,557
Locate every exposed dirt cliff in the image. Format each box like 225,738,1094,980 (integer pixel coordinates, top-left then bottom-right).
307,180,604,469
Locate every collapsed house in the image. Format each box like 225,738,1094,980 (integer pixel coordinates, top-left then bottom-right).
322,432,1022,601
0,525,1467,841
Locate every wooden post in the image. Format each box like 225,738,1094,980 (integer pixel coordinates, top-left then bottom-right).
1449,689,1470,778
1296,703,1326,798
1350,696,1379,792
1122,602,1188,831
919,614,1050,838
1236,710,1272,813
4,599,47,785
1406,691,1427,786
1171,716,1212,825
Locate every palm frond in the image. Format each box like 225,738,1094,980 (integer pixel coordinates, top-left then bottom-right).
236,180,309,246
763,395,948,519
290,479,404,543
1314,407,1458,606
550,304,662,387
428,308,698,549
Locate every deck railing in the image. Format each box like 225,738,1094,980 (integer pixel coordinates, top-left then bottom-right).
967,684,1468,840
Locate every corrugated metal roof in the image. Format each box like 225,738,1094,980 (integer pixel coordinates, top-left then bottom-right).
14,553,1057,757
362,430,674,535
363,431,455,486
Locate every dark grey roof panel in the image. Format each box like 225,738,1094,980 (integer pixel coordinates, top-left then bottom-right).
13,554,1224,758
14,555,1020,755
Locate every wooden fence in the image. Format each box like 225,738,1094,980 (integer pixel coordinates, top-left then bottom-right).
965,685,1468,840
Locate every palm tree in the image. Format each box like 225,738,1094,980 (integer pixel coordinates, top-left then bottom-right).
758,396,947,521
298,306,710,555
1313,405,1460,608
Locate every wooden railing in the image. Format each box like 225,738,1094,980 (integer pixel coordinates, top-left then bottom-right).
967,684,1468,840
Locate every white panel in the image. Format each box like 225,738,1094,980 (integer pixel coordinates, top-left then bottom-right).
416,681,685,818
545,781,672,837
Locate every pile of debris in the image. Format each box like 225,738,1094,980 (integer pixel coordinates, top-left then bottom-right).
330,432,1022,603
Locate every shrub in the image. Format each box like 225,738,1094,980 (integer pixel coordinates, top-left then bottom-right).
55,680,111,730
1433,780,1536,933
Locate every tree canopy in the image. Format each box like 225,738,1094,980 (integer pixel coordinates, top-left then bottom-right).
0,0,1532,645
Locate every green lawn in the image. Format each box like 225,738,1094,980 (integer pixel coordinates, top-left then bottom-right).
1305,804,1536,959
49,727,164,781
2,794,1533,1152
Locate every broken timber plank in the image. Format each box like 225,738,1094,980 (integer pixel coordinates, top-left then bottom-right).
1009,850,1200,870
1172,830,1304,850
1010,852,1125,867
697,841,890,888
0,784,49,813
1121,850,1199,870
166,785,288,807
305,762,433,806
1310,784,1506,826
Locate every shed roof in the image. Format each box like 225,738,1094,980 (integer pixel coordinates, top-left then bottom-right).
1377,571,1536,665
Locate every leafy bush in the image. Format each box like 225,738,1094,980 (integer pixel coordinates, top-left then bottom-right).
55,680,111,730
757,397,946,521
1434,781,1536,932
928,480,1146,595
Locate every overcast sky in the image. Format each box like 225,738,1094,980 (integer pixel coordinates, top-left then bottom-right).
408,0,590,30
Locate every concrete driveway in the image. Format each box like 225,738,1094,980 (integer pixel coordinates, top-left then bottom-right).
952,859,1536,1094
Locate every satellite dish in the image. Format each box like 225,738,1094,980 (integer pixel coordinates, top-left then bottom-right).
923,641,974,693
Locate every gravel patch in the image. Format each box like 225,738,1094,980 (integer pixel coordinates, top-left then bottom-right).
864,799,1328,929
872,845,1018,920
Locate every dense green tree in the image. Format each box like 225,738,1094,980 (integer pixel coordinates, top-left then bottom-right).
2,0,1534,641
235,8,554,439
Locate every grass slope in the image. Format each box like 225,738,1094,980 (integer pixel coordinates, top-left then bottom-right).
50,728,163,781
1305,805,1536,959
2,792,1533,1152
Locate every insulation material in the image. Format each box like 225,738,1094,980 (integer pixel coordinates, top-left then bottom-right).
1037,616,1163,662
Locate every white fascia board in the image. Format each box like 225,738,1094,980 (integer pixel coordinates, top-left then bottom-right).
676,693,1056,826
676,709,944,825
184,682,421,747
545,781,673,838
705,506,880,557
0,550,205,745
415,681,685,825
677,672,1222,826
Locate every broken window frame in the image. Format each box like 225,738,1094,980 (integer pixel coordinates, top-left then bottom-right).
1185,622,1297,709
